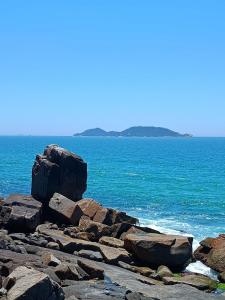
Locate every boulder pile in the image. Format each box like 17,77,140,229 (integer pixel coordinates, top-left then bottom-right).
0,145,223,299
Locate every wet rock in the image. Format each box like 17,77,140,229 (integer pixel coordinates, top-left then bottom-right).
77,259,104,279
99,236,124,248
32,144,87,202
194,235,225,273
124,233,193,271
6,266,64,300
2,276,16,290
1,194,42,232
162,274,217,291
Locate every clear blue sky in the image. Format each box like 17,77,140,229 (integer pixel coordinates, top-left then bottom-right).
0,1,224,136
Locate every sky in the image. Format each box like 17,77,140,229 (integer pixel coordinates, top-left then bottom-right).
0,1,224,136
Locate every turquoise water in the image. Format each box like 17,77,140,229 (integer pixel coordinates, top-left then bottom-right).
0,136,225,242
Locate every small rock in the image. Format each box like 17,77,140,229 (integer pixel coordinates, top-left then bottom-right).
42,252,61,267
47,241,60,250
156,265,173,279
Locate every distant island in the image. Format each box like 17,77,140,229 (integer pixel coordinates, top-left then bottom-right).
74,126,192,137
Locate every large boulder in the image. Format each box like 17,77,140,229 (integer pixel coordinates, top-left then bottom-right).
194,234,225,273
5,266,64,300
124,233,193,271
0,194,42,232
31,144,87,202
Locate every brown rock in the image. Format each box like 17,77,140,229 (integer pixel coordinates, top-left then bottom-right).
100,245,131,264
49,193,82,225
124,233,193,271
194,235,225,273
42,252,61,267
77,259,104,279
76,199,102,219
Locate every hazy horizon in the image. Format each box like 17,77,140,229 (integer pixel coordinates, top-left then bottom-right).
0,1,224,137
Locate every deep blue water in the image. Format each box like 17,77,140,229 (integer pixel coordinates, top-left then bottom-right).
0,136,225,242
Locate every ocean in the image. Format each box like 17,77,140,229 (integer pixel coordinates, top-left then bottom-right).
0,136,225,275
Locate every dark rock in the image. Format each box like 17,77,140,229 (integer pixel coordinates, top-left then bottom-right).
194,235,225,273
1,194,42,232
2,276,16,290
31,144,87,202
109,223,133,239
124,233,193,271
218,271,225,283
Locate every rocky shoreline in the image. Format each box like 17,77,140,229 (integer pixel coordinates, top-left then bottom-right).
0,144,224,299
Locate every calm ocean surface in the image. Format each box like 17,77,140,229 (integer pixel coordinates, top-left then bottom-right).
0,136,225,244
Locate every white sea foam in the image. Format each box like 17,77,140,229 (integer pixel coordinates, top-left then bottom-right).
139,218,218,280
